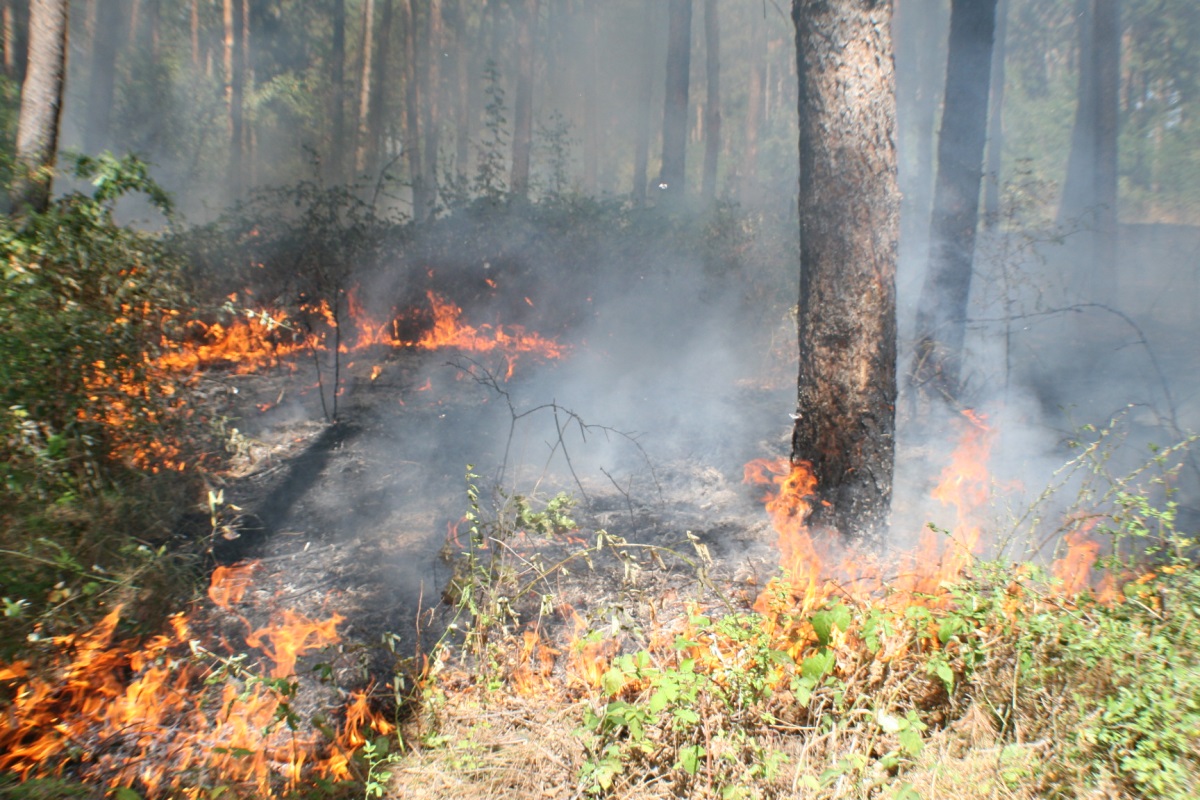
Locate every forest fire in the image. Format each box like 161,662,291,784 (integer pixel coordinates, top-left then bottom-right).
0,564,392,798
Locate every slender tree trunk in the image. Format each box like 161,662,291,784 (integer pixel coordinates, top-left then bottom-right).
659,0,691,201
84,0,123,155
2,1,15,78
223,0,244,203
509,0,537,198
10,0,67,215
740,5,763,205
367,0,394,178
1092,0,1120,287
910,0,998,404
449,0,470,179
792,0,900,538
401,0,423,213
581,0,597,193
326,0,346,183
983,0,1008,228
241,0,254,188
701,0,719,202
421,0,441,214
190,0,200,69
631,0,655,205
355,0,376,174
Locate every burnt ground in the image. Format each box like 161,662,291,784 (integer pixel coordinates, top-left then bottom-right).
190,338,795,701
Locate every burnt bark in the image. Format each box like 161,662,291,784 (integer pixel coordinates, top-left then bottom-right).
909,0,998,404
701,0,720,202
659,0,691,201
10,0,68,215
792,0,900,538
509,0,537,198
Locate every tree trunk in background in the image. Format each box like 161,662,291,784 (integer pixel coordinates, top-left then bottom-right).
1092,0,1120,288
241,0,255,188
631,0,655,205
84,0,124,155
401,0,423,215
659,0,691,202
367,0,394,178
326,0,346,184
223,0,244,203
1058,0,1095,226
10,0,68,215
910,0,997,405
421,0,441,215
509,0,537,198
449,0,470,179
740,5,763,206
701,0,719,202
354,0,376,175
190,0,200,69
581,0,597,193
983,0,1008,228
792,0,900,538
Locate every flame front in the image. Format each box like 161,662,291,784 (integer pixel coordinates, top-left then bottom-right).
0,567,392,798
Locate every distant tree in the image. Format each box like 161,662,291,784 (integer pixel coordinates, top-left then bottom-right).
739,5,763,205
354,0,376,175
421,0,442,214
401,0,424,212
223,0,244,203
701,0,720,202
659,0,691,201
1059,0,1120,288
509,0,537,197
2,0,28,82
9,0,68,215
791,0,901,537
909,0,998,405
326,0,346,184
631,0,656,205
84,0,126,156
983,0,1008,228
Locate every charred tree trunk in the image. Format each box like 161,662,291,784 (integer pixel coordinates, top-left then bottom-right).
909,0,997,404
509,0,537,198
701,0,719,202
10,0,68,215
326,0,346,184
659,0,691,202
84,0,124,155
631,0,655,205
223,0,244,204
792,0,900,538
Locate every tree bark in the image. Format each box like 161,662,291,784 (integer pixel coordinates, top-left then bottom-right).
910,0,998,404
84,0,124,155
368,0,394,178
791,0,900,538
10,0,68,215
740,5,763,205
448,0,471,179
509,0,537,198
659,0,691,201
701,0,719,202
1092,0,1120,287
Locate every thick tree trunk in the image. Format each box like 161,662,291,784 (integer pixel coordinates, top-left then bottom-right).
509,0,537,198
84,0,124,155
910,0,997,404
10,0,68,215
701,0,719,202
659,0,691,201
791,0,900,538
326,0,346,184
223,0,244,203
631,0,655,205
